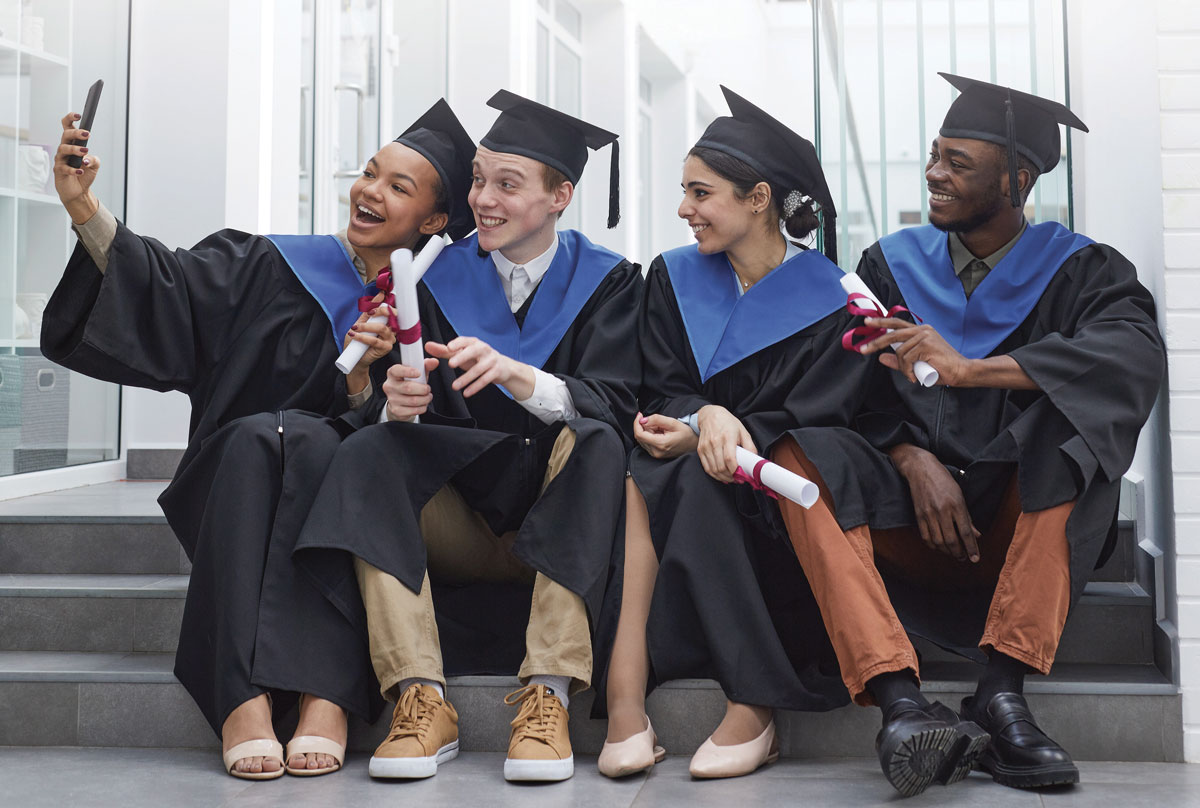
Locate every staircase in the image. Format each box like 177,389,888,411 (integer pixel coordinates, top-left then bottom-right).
0,470,1182,761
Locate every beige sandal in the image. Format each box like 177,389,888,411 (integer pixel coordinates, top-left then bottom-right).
223,739,286,780
285,735,346,776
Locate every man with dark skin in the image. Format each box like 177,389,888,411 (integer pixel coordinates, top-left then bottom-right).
771,73,1164,798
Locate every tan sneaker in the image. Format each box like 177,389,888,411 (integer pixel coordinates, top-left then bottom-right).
503,684,574,782
367,684,459,779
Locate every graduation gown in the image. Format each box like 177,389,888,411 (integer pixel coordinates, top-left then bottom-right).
791,222,1165,661
40,224,385,732
294,230,642,676
608,244,874,713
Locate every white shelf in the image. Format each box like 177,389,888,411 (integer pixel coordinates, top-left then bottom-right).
0,188,59,204
0,339,42,350
0,36,69,67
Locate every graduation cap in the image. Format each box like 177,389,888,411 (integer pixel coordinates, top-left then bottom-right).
480,89,622,229
938,72,1089,207
694,86,838,262
394,98,477,240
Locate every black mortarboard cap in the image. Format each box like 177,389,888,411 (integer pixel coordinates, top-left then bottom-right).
938,72,1088,207
695,86,838,262
394,98,476,240
480,89,622,228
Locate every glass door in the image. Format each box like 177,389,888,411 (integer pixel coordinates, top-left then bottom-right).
0,0,127,478
308,0,382,236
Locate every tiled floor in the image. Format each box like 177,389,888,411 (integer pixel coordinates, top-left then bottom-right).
2,750,1200,808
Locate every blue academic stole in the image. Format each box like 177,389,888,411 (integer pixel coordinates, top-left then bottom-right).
878,222,1094,359
661,244,847,383
266,234,381,349
422,230,622,396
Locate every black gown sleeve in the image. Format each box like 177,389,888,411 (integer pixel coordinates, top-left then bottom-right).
638,257,714,419
1006,245,1164,483
41,222,283,394
556,259,644,440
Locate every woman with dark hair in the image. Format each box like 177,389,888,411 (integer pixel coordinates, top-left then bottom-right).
596,86,873,780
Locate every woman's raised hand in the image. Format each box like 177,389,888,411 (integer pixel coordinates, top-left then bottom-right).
54,112,100,224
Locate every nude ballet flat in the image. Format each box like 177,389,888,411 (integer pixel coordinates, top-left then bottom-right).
688,721,779,779
598,717,667,778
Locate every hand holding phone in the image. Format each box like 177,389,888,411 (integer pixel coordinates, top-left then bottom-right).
67,79,103,169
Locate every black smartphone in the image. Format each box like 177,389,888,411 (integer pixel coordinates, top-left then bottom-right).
67,79,104,169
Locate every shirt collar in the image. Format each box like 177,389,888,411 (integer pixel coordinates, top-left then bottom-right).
491,232,560,285
948,219,1027,277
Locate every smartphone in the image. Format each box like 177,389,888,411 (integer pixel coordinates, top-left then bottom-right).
67,79,104,169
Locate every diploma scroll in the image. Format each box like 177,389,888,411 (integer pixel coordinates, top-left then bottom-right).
734,446,819,509
335,234,449,375
839,274,939,387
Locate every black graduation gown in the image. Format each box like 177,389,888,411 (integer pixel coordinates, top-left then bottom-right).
294,232,642,677
791,232,1165,661
601,250,873,713
40,223,380,732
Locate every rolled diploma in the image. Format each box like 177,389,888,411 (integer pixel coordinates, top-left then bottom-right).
392,248,426,384
334,234,449,375
735,446,819,509
839,273,939,387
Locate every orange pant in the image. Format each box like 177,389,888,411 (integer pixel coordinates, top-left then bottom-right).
771,437,1073,706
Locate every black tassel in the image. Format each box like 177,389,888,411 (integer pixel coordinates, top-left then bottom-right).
1005,95,1020,208
822,210,838,265
607,139,620,229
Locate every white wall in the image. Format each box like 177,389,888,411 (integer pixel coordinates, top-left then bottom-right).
1148,0,1200,762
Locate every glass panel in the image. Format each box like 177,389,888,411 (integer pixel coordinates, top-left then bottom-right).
0,0,127,475
537,22,550,104
334,0,381,233
818,0,1071,268
298,0,315,234
555,0,582,40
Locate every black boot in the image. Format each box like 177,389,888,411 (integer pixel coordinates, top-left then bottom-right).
961,692,1079,788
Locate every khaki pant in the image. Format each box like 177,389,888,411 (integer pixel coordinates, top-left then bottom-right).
771,437,1074,706
356,427,593,700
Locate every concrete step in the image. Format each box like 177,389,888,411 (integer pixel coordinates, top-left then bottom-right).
0,652,1180,762
0,575,186,653
0,481,186,576
913,580,1155,667
0,574,1155,667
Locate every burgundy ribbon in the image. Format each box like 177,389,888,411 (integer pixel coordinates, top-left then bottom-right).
840,292,919,352
733,457,778,500
357,268,401,335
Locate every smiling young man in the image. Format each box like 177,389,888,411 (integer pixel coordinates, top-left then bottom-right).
293,90,641,783
43,100,476,781
770,73,1165,796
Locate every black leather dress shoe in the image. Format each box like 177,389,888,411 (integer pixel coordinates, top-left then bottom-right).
961,692,1079,788
875,698,960,798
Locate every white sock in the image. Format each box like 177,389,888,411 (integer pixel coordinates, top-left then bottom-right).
528,675,571,710
396,677,444,699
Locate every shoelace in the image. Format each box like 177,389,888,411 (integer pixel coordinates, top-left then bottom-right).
387,684,439,742
504,684,563,744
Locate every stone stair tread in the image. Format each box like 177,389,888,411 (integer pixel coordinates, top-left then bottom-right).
0,481,168,523
0,573,188,597
0,651,1174,693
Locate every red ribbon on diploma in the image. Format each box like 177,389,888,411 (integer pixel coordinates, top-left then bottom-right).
840,293,920,352
358,269,401,336
733,457,778,500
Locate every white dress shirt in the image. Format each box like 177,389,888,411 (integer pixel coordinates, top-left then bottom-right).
381,233,579,424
